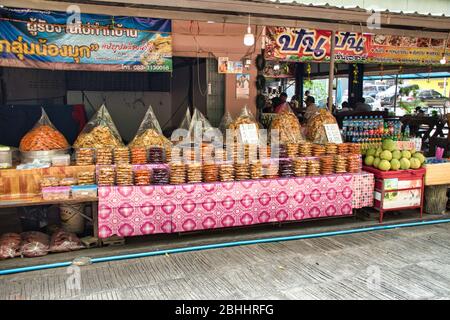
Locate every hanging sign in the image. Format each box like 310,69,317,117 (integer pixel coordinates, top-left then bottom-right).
265,26,448,66
0,7,172,72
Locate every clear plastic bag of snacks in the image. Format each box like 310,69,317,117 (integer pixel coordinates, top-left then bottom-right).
73,104,124,148
306,109,338,144
20,108,69,151
270,109,304,144
228,106,261,144
128,105,172,148
187,108,219,143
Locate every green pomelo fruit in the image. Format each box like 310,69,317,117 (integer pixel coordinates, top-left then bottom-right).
410,157,421,169
382,139,396,152
400,158,411,170
380,150,393,161
392,150,402,160
401,150,411,159
378,160,391,171
390,159,401,170
364,156,375,166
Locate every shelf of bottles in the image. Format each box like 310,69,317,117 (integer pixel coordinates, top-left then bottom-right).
342,116,410,151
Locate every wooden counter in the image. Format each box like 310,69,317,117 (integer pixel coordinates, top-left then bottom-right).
0,165,95,199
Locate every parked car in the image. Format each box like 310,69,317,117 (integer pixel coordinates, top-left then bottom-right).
364,96,382,110
416,89,449,107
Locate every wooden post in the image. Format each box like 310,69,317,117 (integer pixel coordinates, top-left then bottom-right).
393,73,399,113
328,30,336,112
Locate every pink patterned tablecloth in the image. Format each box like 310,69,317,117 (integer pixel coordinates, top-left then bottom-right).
352,172,374,208
97,172,376,239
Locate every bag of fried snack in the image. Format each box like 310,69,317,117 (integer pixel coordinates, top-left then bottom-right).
270,109,304,144
186,108,221,144
228,105,261,144
306,109,338,144
128,105,172,148
73,104,124,148
19,108,69,151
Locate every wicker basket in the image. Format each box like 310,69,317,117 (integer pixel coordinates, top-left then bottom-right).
60,203,85,234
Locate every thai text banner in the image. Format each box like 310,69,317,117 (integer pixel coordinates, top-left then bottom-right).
0,7,172,72
265,26,448,65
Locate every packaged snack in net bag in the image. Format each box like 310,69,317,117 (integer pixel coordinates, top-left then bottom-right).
49,229,84,253
20,108,69,151
228,105,261,144
20,231,50,258
128,105,172,148
270,109,304,144
306,109,338,144
0,233,21,259
73,104,124,148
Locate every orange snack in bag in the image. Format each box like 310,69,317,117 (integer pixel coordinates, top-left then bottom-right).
20,125,69,151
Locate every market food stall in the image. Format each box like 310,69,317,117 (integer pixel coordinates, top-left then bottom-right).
1,4,443,264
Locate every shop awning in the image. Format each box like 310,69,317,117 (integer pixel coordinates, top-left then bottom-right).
364,72,450,81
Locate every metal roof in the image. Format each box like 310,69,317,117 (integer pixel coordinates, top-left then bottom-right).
249,0,450,18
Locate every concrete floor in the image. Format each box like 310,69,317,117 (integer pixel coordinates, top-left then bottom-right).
1,221,450,300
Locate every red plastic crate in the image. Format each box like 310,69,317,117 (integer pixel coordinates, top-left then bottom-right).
362,166,426,179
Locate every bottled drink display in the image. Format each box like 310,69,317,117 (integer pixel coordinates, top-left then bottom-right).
342,116,384,150
342,117,410,152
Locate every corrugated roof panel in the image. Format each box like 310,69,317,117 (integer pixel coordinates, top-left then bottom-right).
258,0,450,17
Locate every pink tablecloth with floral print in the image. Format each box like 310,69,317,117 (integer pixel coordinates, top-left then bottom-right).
97,172,374,238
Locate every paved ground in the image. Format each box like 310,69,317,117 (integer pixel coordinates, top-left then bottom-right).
1,222,449,300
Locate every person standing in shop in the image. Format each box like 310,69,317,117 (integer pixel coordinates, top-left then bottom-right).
274,92,290,113
354,97,372,112
304,96,319,121
290,95,301,114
